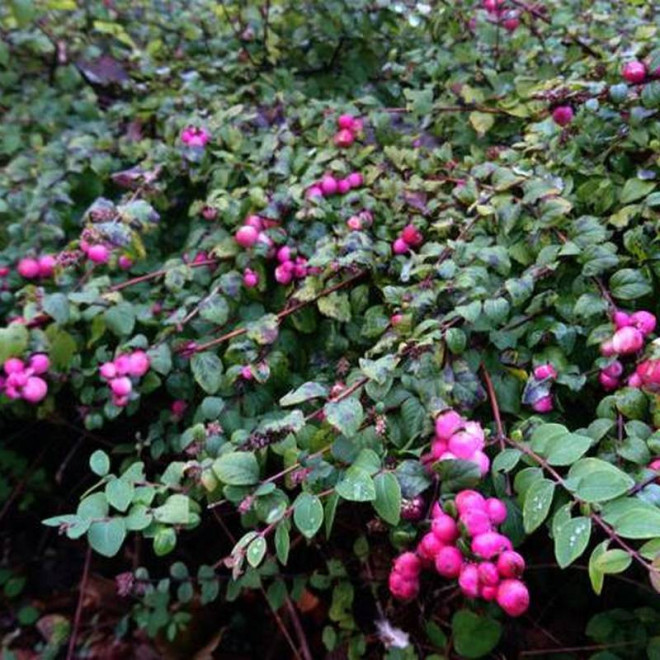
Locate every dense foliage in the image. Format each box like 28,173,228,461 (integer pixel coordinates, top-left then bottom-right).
1,0,660,657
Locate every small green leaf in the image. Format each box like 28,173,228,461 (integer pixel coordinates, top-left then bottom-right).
105,478,134,513
246,536,267,567
191,352,224,394
153,494,190,524
213,452,259,486
324,398,364,437
594,549,633,574
275,523,290,564
280,381,328,406
373,472,401,525
89,450,110,477
87,518,127,557
554,516,591,568
247,313,279,344
335,466,376,502
293,492,324,539
452,610,502,659
523,478,555,533
588,541,608,595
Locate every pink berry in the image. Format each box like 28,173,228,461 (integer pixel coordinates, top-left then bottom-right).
241,366,253,380
244,215,264,230
99,362,117,380
118,255,133,270
305,185,324,200
611,326,644,355
391,313,403,327
7,371,28,388
600,339,616,357
17,258,40,279
449,423,485,458
432,514,459,543
38,255,56,278
334,129,355,148
401,224,423,247
613,310,631,329
431,501,444,519
481,585,498,601
320,175,339,196
128,351,150,377
551,106,574,127
22,376,48,403
502,15,520,31
477,561,500,587
275,262,294,285
88,244,110,264
393,552,422,579
602,360,624,379
337,114,356,130
471,532,513,559
629,311,656,336
599,371,619,390
455,490,486,515
460,509,493,537
113,355,131,376
435,410,464,441
171,399,188,417
388,571,419,600
417,532,445,562
4,358,25,375
628,373,643,388
485,498,508,525
497,551,526,578
649,457,660,471
276,246,291,263
496,579,530,617
532,395,554,413
112,395,129,407
235,226,259,248
337,179,351,195
458,564,480,598
110,377,132,397
533,363,557,380
347,172,364,188
347,215,362,231
243,268,259,288
622,61,647,84
393,238,409,255
434,546,464,578
0,266,9,277
29,354,50,375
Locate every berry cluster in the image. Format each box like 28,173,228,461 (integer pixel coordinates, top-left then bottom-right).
389,490,529,617
333,113,363,148
527,363,558,413
274,246,312,286
600,309,656,389
430,410,490,476
305,171,364,200
99,350,151,407
1,354,50,403
482,0,520,32
393,224,424,255
17,255,56,280
180,125,211,148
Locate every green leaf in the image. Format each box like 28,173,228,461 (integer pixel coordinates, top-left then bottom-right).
275,523,290,565
153,494,190,524
620,179,656,204
213,452,259,486
359,355,399,384
530,423,568,454
545,433,592,466
554,516,591,568
523,478,555,533
77,492,109,520
43,293,70,324
469,111,495,136
280,381,328,406
246,313,279,344
9,0,36,27
0,325,28,364
609,269,652,300
191,352,224,394
568,458,635,503
335,466,376,502
246,536,267,567
588,541,608,595
451,610,502,659
612,508,660,539
594,549,633,574
104,303,136,336
318,293,351,322
153,527,177,556
125,505,153,531
89,450,110,477
293,492,324,539
87,518,127,558
324,398,364,437
435,459,481,493
105,478,134,513
199,294,229,325
373,472,401,525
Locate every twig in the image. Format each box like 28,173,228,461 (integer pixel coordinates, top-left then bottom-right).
109,258,220,292
285,595,313,660
66,546,92,660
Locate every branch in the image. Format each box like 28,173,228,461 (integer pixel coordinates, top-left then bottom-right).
66,546,92,660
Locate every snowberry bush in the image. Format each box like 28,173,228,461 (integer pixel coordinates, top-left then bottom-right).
1,0,660,657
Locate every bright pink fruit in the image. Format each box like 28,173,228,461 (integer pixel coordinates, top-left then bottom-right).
455,490,486,514
235,226,259,248
38,255,56,278
401,224,423,247
477,561,500,587
110,377,132,397
497,551,526,578
649,457,660,471
471,532,513,559
347,215,362,231
628,373,643,388
306,185,324,199
4,358,25,375
276,246,291,263
622,61,647,84
613,310,631,329
460,509,493,536
434,546,464,578
388,571,419,600
497,579,530,617
275,262,294,285
391,313,403,327
118,255,133,270
17,258,40,279
337,114,356,130
88,244,110,264
22,376,48,403
602,360,623,379
431,501,443,519
533,363,557,380
449,422,485,458
611,326,644,354
334,129,355,148
502,15,520,31
431,514,459,543
551,106,574,127
432,439,448,460
393,238,409,255
458,564,480,598
243,268,259,288
485,498,508,525
532,395,554,413
128,351,150,377
29,354,50,374
629,311,656,336
481,585,498,601
417,532,445,562
600,339,616,357
347,172,364,188
393,552,422,579
320,175,339,196
244,214,264,230
599,371,619,390
435,410,465,441
113,354,131,376
99,362,117,380
337,178,351,194
113,395,129,407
